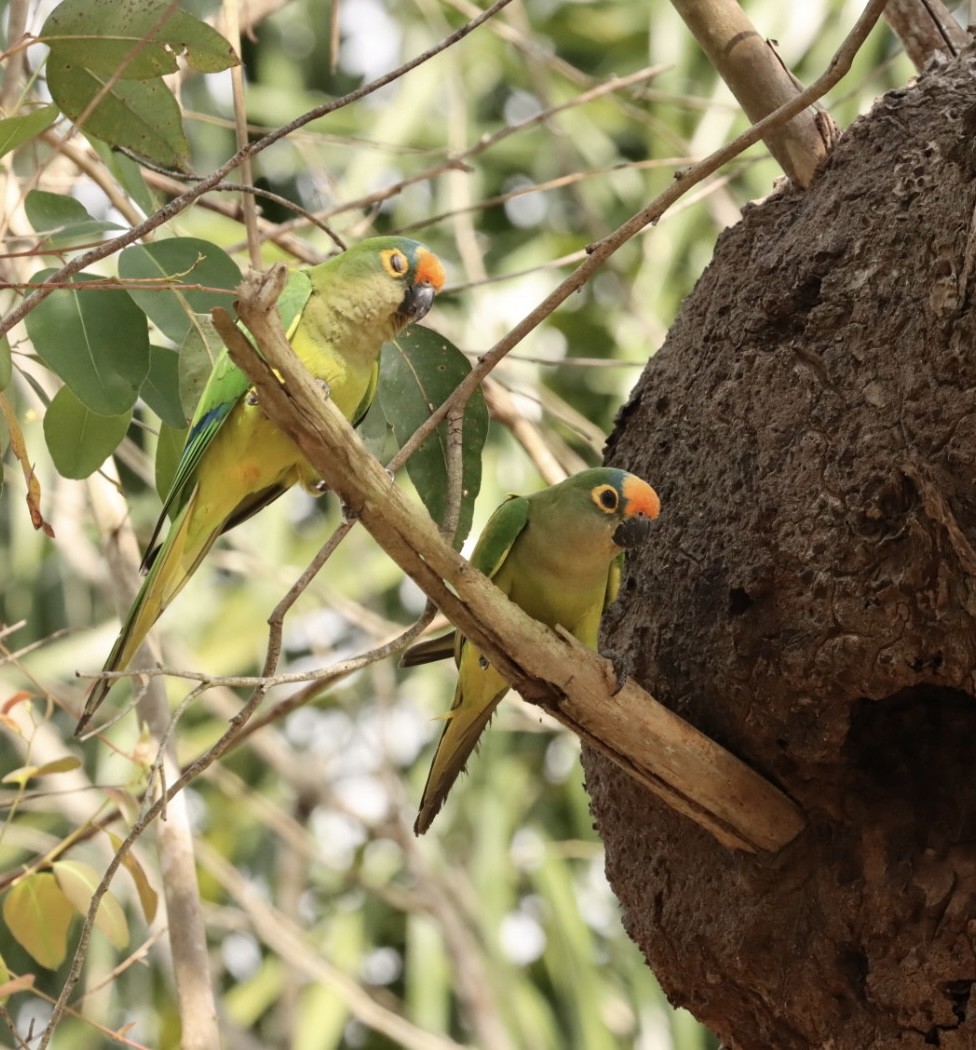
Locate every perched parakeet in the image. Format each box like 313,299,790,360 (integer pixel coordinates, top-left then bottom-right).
401,467,661,834
79,236,445,733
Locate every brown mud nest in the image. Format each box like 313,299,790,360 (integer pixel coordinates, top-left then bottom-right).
587,52,976,1050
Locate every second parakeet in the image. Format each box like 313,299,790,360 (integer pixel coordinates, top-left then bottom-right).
80,236,445,733
401,467,661,834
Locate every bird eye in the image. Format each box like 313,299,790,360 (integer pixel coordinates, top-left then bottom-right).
592,485,619,512
382,248,409,277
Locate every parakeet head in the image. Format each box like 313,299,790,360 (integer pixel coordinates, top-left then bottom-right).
328,236,446,332
577,467,661,550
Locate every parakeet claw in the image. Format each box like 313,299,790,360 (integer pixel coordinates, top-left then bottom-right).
604,649,631,694
316,378,331,400
245,388,259,406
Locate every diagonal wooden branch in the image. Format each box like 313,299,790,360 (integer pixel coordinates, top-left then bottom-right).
670,0,834,187
222,266,806,854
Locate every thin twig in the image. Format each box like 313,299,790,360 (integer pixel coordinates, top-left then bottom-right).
195,838,473,1050
239,65,668,249
483,377,568,485
0,0,30,114
222,0,261,266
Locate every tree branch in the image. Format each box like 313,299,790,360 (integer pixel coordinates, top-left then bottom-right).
223,266,806,854
883,0,967,69
669,0,834,187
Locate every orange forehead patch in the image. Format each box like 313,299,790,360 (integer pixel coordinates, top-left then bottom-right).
621,474,661,519
414,246,446,291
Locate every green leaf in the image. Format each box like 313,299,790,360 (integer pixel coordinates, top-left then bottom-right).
41,0,237,169
43,386,132,479
3,873,75,970
53,861,129,950
178,313,224,416
0,335,10,391
46,57,191,171
142,345,187,428
0,105,58,160
377,327,488,548
90,137,157,216
119,238,241,344
41,0,239,78
25,189,124,246
25,270,150,413
155,421,188,501
25,270,150,415
356,397,395,460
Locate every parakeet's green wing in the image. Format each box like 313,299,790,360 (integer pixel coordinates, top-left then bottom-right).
141,272,316,573
399,495,530,668
277,270,314,339
468,494,530,579
141,351,247,570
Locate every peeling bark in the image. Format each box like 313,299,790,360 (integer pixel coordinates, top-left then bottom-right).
588,52,976,1049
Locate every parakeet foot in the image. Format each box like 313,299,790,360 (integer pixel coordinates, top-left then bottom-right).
603,648,632,694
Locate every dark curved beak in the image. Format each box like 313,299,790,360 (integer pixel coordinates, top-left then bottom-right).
397,282,437,324
613,514,654,550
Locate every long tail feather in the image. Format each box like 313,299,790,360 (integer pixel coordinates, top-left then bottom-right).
76,492,212,735
399,630,456,668
414,649,509,834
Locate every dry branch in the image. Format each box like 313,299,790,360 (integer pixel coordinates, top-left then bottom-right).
883,0,967,69
670,0,833,186
222,266,806,854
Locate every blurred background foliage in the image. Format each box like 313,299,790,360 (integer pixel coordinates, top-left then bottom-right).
0,0,915,1046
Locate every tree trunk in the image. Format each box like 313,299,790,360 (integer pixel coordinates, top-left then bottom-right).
587,51,976,1050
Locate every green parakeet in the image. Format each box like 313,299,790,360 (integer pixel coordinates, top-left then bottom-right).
79,236,445,733
401,467,661,834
